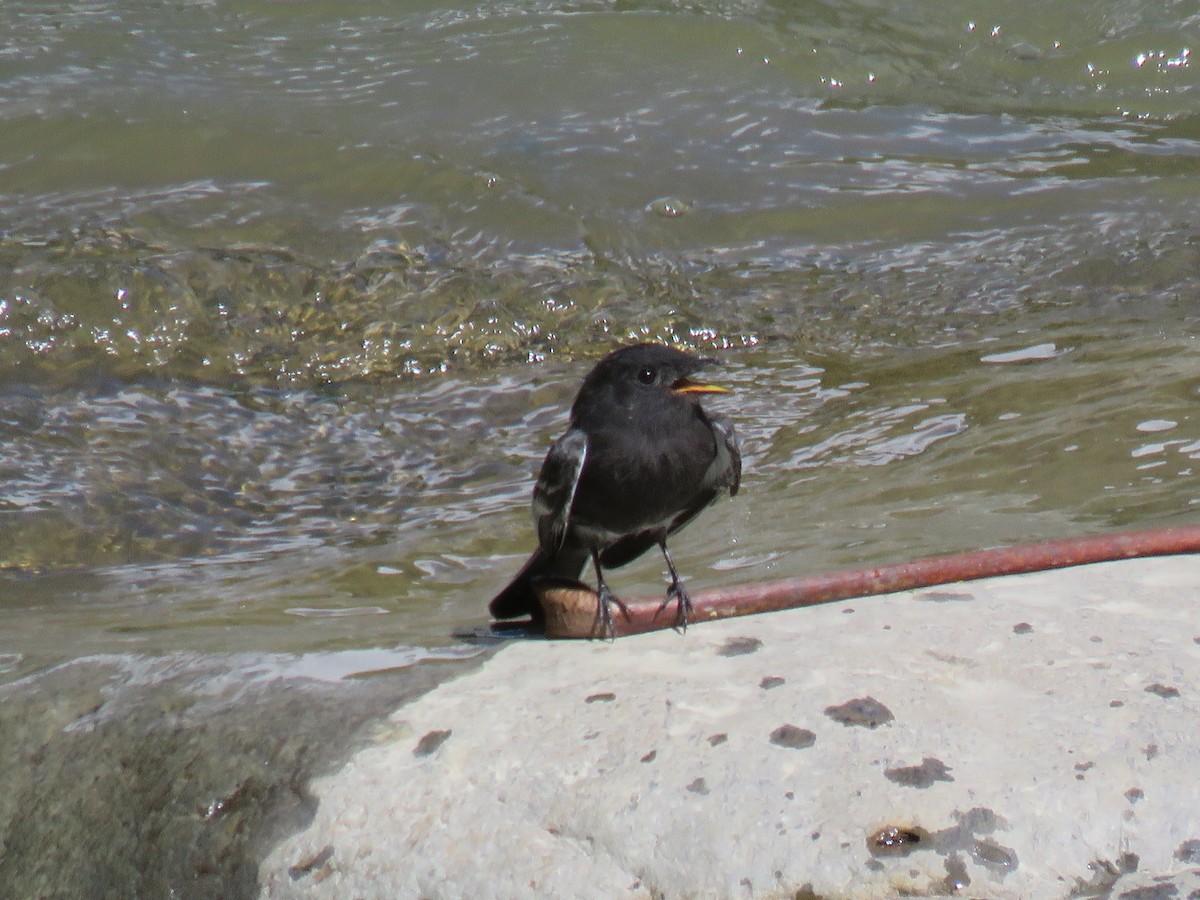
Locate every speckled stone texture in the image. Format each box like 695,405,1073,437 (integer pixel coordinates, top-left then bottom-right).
258,557,1200,899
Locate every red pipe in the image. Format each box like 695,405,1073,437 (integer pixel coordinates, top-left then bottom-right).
528,524,1200,639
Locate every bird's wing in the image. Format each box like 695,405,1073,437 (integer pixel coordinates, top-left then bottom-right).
710,414,741,497
532,428,588,553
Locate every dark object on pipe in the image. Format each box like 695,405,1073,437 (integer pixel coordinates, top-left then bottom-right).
488,343,740,636
509,525,1200,640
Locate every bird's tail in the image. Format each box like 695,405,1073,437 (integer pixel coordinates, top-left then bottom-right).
488,546,589,621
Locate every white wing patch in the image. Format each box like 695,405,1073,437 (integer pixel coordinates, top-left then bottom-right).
532,428,588,552
708,415,741,497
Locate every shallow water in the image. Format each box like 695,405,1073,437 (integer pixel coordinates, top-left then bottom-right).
1,0,1198,893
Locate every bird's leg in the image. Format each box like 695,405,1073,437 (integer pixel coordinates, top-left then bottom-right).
655,540,693,632
590,550,628,640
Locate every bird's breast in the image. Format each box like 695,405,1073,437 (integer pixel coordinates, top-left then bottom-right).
567,423,718,534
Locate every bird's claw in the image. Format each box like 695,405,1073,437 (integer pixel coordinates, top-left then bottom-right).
656,580,693,633
593,583,630,641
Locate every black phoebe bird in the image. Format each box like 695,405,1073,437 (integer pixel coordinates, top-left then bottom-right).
489,343,741,635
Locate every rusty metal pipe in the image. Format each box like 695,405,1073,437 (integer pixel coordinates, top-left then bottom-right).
528,524,1200,639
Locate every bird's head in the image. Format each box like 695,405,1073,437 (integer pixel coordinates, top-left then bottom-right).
572,343,730,421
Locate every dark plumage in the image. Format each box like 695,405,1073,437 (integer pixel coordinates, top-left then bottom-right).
489,343,741,635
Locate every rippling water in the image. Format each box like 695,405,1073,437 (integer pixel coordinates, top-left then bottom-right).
1,0,1198,891
2,0,1197,698
2,0,1198,680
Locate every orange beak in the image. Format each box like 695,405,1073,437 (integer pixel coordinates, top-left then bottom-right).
671,375,731,395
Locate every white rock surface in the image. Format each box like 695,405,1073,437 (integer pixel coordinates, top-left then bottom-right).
259,557,1200,899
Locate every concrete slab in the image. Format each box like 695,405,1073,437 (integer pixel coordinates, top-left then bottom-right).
259,556,1200,899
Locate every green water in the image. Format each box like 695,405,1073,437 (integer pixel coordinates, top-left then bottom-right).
1,0,1198,894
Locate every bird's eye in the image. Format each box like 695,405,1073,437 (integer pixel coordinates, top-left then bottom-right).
637,367,656,385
